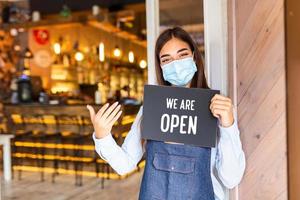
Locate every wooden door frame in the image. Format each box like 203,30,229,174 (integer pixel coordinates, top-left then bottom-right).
285,0,300,199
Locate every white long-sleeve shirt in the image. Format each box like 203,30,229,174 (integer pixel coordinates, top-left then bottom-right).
92,105,246,200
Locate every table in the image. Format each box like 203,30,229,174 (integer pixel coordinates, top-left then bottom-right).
0,134,14,181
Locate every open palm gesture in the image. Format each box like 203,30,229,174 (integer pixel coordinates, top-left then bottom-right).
87,102,122,139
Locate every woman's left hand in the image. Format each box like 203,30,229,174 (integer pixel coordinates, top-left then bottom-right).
209,94,234,127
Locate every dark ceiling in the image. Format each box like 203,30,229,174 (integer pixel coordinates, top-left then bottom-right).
29,0,145,14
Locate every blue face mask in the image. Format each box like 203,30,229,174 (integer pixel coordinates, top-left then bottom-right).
162,57,198,86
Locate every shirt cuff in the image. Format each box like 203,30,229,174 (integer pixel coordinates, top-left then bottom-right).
218,119,239,140
92,132,115,146
92,132,117,161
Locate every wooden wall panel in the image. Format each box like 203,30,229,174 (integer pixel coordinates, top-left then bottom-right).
228,0,288,199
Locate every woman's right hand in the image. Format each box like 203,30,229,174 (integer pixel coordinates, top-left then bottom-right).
87,102,122,139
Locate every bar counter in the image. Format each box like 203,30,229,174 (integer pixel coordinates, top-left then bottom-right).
3,102,140,117
2,103,143,187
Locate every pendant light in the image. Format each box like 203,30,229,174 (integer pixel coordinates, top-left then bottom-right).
75,51,84,62
113,45,121,58
139,59,147,69
23,47,34,59
99,42,105,62
128,51,134,63
53,43,61,55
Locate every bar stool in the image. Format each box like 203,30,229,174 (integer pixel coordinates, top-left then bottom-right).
79,114,108,188
75,115,91,186
9,114,32,180
56,114,85,186
41,114,61,183
22,114,49,182
92,112,126,187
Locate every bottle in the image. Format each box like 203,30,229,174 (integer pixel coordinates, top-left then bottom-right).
17,75,32,103
11,91,18,104
39,91,49,104
95,90,101,104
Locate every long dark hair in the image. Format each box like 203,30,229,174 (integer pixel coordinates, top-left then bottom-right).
140,27,209,145
155,27,209,89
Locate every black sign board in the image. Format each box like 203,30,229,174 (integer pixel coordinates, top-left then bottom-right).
141,85,220,147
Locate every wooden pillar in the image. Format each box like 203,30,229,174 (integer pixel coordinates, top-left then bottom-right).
285,0,300,199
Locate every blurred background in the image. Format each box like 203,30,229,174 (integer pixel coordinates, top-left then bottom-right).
1,0,297,200
0,0,205,199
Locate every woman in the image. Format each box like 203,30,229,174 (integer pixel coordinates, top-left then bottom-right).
87,27,246,200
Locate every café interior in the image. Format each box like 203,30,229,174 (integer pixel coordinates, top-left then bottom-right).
0,0,205,199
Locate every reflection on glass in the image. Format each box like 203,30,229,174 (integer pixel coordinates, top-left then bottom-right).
159,0,205,54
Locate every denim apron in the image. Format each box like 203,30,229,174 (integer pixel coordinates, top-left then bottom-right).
139,140,215,200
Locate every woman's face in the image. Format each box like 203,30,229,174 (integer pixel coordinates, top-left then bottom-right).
159,37,193,67
159,37,194,87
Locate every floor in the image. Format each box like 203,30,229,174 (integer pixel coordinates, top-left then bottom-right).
0,169,144,200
